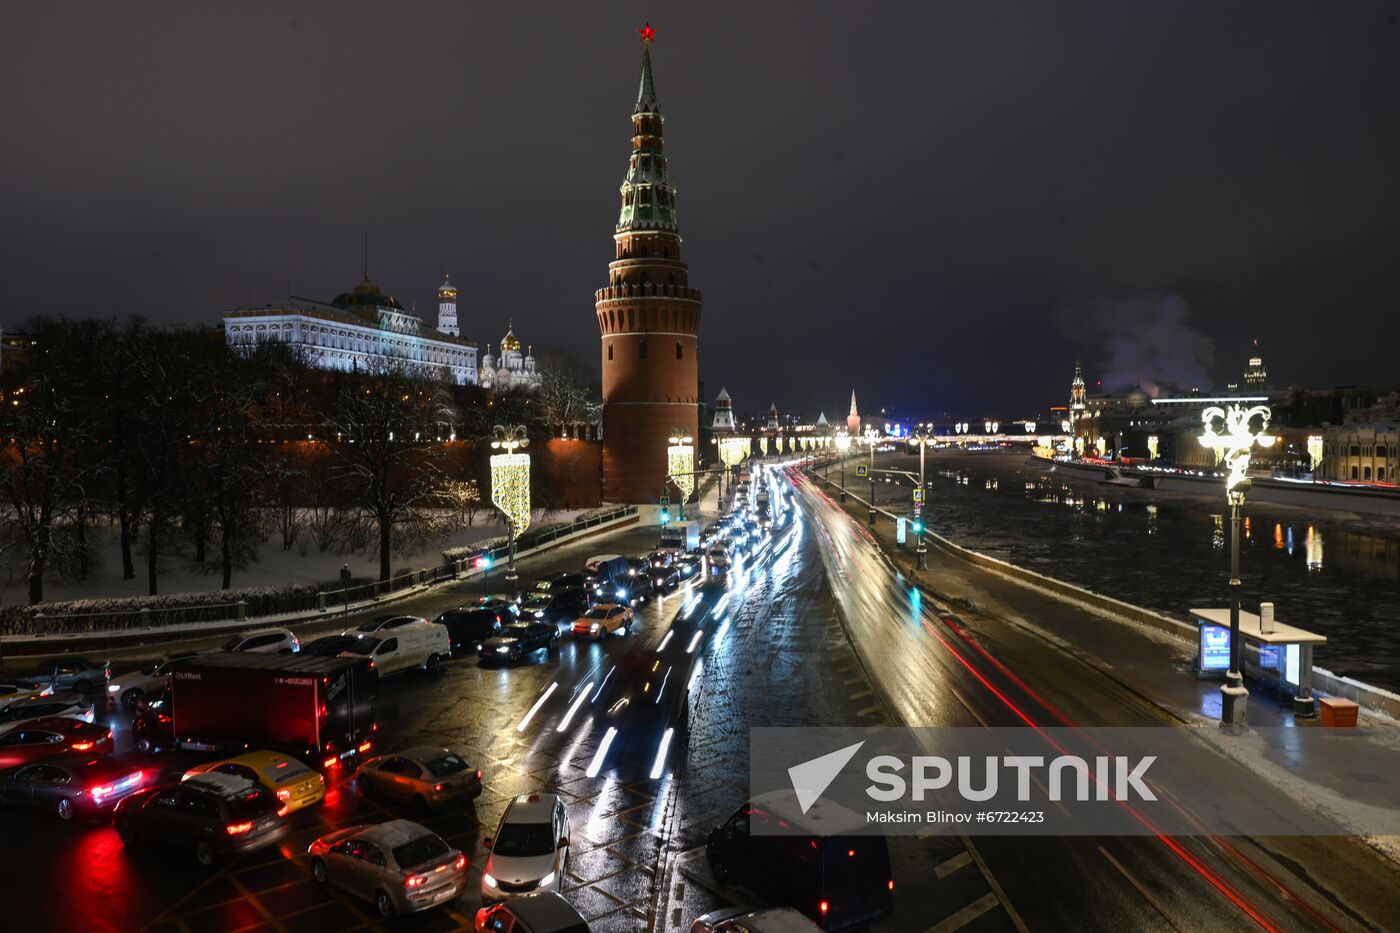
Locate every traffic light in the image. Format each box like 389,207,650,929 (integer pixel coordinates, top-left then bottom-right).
660,508,671,525
911,519,924,534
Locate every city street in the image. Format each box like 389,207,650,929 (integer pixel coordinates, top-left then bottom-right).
2,467,1398,932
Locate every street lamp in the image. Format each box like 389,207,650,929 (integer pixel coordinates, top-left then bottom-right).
908,426,935,569
667,429,695,521
834,429,852,501
716,436,746,504
1200,403,1275,728
490,424,530,598
864,426,879,522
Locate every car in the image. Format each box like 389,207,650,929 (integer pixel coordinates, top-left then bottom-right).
518,590,588,626
182,750,325,813
0,693,94,729
332,624,450,676
0,683,54,701
690,907,821,932
480,623,561,663
482,792,571,903
15,658,110,694
106,654,194,709
113,771,291,867
570,604,632,640
476,892,591,932
345,614,428,635
706,547,731,577
131,688,173,754
705,794,893,931
355,745,483,810
220,627,299,654
435,607,507,654
309,819,467,917
672,553,701,581
530,573,585,596
0,717,113,768
301,634,363,657
0,754,145,821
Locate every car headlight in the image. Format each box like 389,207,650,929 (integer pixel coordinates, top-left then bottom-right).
616,588,628,600
107,684,121,693
482,871,497,888
540,871,555,888
590,624,600,633
496,646,510,654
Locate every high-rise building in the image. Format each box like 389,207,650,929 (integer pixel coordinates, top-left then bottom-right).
437,275,459,337
595,25,702,503
1243,339,1268,391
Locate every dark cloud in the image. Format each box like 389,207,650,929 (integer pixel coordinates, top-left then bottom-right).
2,2,1398,419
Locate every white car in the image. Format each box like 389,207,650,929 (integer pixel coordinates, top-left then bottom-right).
106,654,194,708
220,628,299,654
691,908,821,932
335,622,450,676
0,693,94,729
482,792,570,903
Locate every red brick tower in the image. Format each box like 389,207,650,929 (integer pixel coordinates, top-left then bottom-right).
595,24,701,504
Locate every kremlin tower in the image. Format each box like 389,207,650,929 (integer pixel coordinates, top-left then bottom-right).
595,24,702,504
436,275,459,337
711,387,735,433
847,390,862,436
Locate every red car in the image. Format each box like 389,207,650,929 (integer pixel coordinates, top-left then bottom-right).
0,717,113,768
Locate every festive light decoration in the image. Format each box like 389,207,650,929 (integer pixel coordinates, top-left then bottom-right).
1024,421,1037,433
1307,435,1324,473
718,436,747,469
490,425,531,536
1200,404,1274,497
759,436,769,456
835,431,852,451
1147,435,1159,461
667,429,695,504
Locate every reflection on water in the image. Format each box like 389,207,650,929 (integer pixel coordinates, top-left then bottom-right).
916,455,1400,692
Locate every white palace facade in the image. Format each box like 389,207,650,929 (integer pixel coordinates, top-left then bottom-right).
224,274,479,384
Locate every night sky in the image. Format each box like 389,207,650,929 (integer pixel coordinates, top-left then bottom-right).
4,3,1399,418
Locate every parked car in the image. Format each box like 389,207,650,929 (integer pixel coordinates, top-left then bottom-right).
476,892,591,932
434,607,507,655
220,628,299,654
107,654,195,709
570,605,632,640
690,907,820,933
530,573,585,596
480,623,561,664
482,792,571,903
0,717,113,768
0,683,53,701
0,693,94,729
182,750,325,813
346,614,428,635
355,745,483,810
132,688,174,754
113,771,290,866
15,658,110,694
333,623,450,676
705,794,893,931
0,754,145,821
518,590,588,626
309,819,467,917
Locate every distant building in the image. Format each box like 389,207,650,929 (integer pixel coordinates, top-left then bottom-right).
1243,338,1268,391
436,275,459,337
711,387,736,432
223,273,478,384
478,322,540,391
846,390,861,435
767,402,780,430
1322,422,1399,483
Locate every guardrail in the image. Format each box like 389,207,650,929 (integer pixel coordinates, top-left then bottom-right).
7,506,638,640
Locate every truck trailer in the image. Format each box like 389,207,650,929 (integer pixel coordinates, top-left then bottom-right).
166,653,376,770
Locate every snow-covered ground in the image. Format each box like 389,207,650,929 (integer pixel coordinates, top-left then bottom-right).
0,509,586,605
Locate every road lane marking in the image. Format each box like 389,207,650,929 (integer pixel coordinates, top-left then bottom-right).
961,837,1029,932
928,892,999,932
934,850,972,878
855,705,882,717
1099,844,1185,931
849,689,873,700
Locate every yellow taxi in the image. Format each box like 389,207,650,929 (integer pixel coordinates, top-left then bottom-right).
182,750,325,812
571,603,633,639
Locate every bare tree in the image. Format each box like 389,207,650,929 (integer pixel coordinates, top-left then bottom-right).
439,478,482,528
535,350,600,434
322,363,456,582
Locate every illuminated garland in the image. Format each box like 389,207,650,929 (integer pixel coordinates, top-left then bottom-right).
490,452,532,536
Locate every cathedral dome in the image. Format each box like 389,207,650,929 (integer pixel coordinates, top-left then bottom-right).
332,274,404,311
1127,386,1151,409
501,323,521,353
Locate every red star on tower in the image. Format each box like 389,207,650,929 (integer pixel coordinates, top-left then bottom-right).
638,22,656,44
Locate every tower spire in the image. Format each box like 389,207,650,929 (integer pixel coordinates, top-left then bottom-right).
635,26,659,115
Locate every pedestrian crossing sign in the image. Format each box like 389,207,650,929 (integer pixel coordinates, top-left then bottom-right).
912,488,923,502
659,495,670,506
856,465,869,477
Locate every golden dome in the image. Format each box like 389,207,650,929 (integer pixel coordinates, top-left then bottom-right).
501,320,521,352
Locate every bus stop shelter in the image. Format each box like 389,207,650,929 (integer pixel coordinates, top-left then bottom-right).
1190,607,1326,717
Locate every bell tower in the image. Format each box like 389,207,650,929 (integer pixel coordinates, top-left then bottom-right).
595,23,702,504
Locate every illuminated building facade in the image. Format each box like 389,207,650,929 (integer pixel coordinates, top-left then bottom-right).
223,274,478,384
479,322,540,391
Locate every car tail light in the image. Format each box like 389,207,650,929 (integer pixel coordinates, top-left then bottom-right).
226,821,254,835
71,741,95,751
277,789,292,800
277,804,289,817
358,741,372,753
476,769,483,780
404,874,427,888
434,783,444,792
323,756,338,769
819,901,829,916
888,879,895,891
454,855,466,870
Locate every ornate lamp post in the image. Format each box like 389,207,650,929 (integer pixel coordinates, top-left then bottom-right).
490,424,530,598
1200,404,1275,727
864,426,879,522
667,428,695,521
834,430,852,501
908,424,935,569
